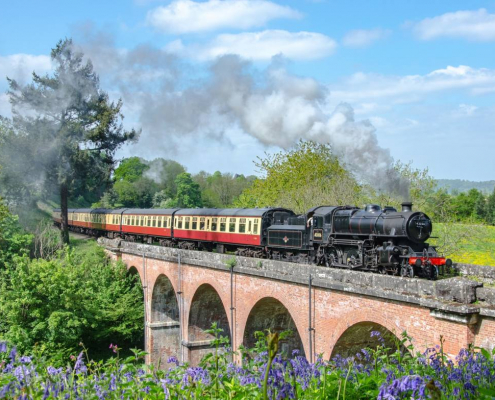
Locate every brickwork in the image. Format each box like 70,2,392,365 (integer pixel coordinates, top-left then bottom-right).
100,240,495,367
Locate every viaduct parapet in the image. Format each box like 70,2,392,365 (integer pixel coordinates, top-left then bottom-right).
99,238,495,367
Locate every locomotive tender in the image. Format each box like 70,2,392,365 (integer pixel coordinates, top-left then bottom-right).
53,202,451,279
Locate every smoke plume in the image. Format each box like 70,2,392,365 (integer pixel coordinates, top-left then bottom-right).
75,31,409,197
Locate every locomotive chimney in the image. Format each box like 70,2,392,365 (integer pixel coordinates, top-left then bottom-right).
401,202,413,212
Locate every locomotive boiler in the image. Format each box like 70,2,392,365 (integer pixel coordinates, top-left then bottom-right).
267,202,451,279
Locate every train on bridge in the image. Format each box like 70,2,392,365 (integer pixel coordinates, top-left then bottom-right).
53,202,451,279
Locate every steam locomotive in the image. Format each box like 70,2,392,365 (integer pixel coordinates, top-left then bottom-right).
53,202,451,279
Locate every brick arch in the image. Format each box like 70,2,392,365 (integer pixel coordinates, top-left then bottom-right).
127,265,143,287
327,310,404,360
242,297,306,358
184,275,232,329
187,283,231,365
150,273,180,367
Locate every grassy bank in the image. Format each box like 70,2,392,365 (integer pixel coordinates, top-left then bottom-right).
431,223,495,266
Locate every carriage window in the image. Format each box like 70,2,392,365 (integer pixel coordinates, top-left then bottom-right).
178,217,183,229
253,221,259,234
185,217,190,229
229,218,236,233
192,217,198,230
220,217,226,232
200,217,205,230
239,218,246,233
157,216,162,228
211,218,217,231
140,217,144,226
248,221,252,232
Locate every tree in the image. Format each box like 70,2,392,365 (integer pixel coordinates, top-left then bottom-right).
0,119,43,205
114,157,149,183
234,140,360,214
487,188,495,225
193,170,256,207
175,173,203,208
7,39,137,243
147,158,186,198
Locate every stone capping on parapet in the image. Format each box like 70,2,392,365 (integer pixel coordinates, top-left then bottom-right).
98,237,495,318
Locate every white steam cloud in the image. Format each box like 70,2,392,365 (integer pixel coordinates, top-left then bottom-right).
73,33,408,197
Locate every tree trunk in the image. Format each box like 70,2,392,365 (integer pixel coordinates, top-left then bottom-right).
60,182,70,244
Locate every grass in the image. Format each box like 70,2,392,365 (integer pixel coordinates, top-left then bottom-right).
430,223,495,266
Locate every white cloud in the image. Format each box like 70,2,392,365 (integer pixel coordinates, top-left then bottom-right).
455,103,478,117
168,30,337,60
0,54,52,86
147,0,301,34
330,65,495,103
411,8,495,41
342,28,391,47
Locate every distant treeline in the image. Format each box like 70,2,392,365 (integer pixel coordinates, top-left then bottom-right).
436,179,495,194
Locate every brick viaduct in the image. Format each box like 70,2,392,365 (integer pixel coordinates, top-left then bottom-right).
99,238,495,367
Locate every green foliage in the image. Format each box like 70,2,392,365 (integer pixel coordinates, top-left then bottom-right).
7,38,137,242
0,198,33,269
235,140,360,213
174,172,203,208
4,328,494,399
112,178,158,208
225,256,237,269
113,157,149,183
0,240,143,363
147,158,186,198
194,170,256,207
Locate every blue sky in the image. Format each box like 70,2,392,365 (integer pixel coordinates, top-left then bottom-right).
1,0,495,181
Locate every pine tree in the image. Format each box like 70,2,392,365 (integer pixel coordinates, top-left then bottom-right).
7,39,138,243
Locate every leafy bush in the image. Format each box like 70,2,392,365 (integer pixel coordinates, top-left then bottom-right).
0,241,144,364
0,198,33,269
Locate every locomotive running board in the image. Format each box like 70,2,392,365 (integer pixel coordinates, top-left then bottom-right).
330,262,363,270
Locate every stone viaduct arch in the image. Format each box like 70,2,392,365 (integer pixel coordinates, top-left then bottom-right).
102,239,495,368
150,274,180,367
330,321,407,360
243,297,306,358
187,283,231,365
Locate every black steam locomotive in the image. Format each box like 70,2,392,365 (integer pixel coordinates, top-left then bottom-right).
267,202,450,279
